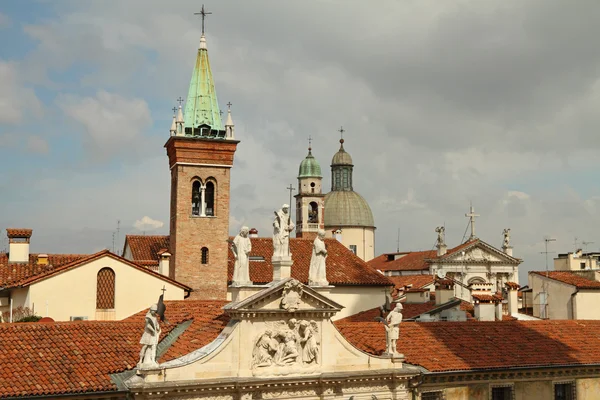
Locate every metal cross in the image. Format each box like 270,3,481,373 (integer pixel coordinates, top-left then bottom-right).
227,101,232,110
308,135,312,149
338,126,345,139
465,204,480,239
219,110,223,116
172,107,177,114
177,97,184,106
194,4,212,35
161,285,167,295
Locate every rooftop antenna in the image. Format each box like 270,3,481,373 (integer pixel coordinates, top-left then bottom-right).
116,220,121,255
396,228,400,252
286,184,296,255
573,236,579,250
540,236,556,278
111,232,115,253
582,241,595,269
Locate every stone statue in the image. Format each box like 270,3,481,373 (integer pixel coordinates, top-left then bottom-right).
435,226,445,247
503,228,511,248
299,320,319,364
273,204,295,259
231,226,252,286
384,304,403,355
252,330,278,368
273,329,299,365
309,230,328,286
137,304,161,368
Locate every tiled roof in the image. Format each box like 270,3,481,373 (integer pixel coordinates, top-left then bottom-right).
367,240,481,272
124,300,230,362
505,281,520,290
0,321,145,398
339,299,476,323
125,235,392,286
0,250,190,290
531,271,600,290
123,235,170,264
472,294,502,303
336,320,600,372
6,228,33,238
387,275,435,291
0,253,88,288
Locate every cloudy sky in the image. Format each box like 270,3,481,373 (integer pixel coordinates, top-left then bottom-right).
2,1,600,283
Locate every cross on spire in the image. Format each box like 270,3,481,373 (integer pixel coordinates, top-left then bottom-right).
177,97,184,106
227,101,232,110
308,135,312,150
172,107,177,114
194,4,212,35
465,204,480,240
338,126,345,139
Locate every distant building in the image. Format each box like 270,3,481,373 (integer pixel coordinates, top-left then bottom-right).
554,248,600,271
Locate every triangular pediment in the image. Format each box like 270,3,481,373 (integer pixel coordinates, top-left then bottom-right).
223,278,343,317
439,240,520,264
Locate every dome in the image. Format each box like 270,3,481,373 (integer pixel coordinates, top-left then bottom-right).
298,149,322,178
324,190,375,227
331,139,353,166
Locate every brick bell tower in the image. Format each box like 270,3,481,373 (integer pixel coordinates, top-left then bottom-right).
165,20,239,300
295,140,325,240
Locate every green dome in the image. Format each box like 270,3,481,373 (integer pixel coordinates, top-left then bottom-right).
331,139,353,166
324,190,375,227
298,149,322,178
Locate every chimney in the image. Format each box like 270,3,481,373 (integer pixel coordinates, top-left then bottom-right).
334,229,343,242
435,279,455,305
249,228,259,238
505,282,520,315
404,288,430,304
158,249,171,276
37,254,49,266
7,229,33,263
473,294,501,321
503,246,513,257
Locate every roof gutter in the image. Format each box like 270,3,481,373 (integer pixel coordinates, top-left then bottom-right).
424,362,600,377
2,389,127,400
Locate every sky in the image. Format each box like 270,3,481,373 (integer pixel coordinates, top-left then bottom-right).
2,1,600,284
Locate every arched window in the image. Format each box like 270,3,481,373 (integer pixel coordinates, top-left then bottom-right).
468,277,486,285
201,247,209,264
96,268,115,309
192,180,201,216
205,181,215,216
308,201,319,223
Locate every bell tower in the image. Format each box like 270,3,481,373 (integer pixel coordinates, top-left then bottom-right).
166,14,239,300
295,140,325,239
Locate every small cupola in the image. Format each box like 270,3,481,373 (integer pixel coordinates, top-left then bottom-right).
7,229,33,263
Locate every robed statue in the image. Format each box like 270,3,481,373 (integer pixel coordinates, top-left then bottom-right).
273,204,295,259
137,304,161,368
231,226,252,286
384,304,403,355
309,230,328,286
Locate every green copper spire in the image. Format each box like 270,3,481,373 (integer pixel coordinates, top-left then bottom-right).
184,34,224,134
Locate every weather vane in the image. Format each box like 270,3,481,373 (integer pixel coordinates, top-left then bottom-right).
194,4,212,35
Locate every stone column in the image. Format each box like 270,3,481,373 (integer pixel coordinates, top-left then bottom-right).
200,185,206,217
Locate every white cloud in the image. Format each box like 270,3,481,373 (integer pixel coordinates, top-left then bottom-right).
26,136,49,154
0,61,43,124
57,90,152,161
133,216,164,232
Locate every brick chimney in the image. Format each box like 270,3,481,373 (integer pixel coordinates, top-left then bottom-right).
473,293,502,321
505,282,520,315
435,278,455,305
157,249,171,276
249,228,258,238
37,254,49,265
7,229,32,263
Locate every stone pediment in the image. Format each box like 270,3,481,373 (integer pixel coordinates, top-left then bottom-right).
223,278,343,318
438,240,520,265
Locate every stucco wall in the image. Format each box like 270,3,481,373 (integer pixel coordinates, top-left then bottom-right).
320,285,387,320
530,273,575,319
577,378,600,399
442,387,469,400
27,255,185,321
575,291,600,320
514,380,552,400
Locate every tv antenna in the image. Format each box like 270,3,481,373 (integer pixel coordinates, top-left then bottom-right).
540,236,556,277
396,228,400,252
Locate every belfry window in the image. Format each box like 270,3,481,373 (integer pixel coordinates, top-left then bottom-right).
205,181,215,216
308,201,318,223
96,268,115,309
192,181,201,216
201,247,209,264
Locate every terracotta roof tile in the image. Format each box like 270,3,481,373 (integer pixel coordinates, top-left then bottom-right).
125,235,392,286
472,294,502,303
531,271,600,290
368,240,479,272
6,229,33,238
505,281,520,290
336,320,600,372
0,253,88,288
387,275,435,291
0,321,145,398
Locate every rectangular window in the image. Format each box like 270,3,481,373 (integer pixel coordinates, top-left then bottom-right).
349,245,357,255
422,391,444,400
491,385,514,400
580,262,586,269
554,382,575,400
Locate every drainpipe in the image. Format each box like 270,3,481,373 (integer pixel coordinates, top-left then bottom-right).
570,289,579,320
408,372,425,400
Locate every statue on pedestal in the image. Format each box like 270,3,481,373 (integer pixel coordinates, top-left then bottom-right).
137,304,161,368
231,226,252,286
384,304,403,355
502,228,511,248
435,226,445,247
309,230,328,286
273,204,295,259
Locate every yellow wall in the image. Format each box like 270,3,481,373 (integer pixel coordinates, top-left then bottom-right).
327,285,388,320
577,378,600,399
442,387,468,400
25,255,185,321
575,291,600,319
514,381,552,400
325,227,375,261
